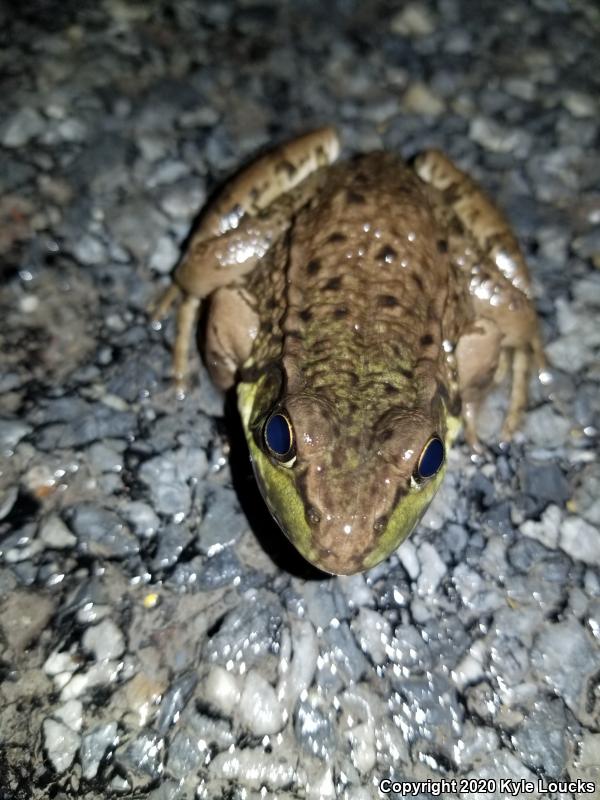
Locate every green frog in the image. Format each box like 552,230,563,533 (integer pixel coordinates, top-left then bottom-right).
153,127,547,575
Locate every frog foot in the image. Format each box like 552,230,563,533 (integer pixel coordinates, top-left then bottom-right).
150,284,200,393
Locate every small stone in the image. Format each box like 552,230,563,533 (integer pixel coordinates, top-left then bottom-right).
44,649,79,678
208,748,296,791
203,666,241,718
519,460,570,507
346,721,376,774
388,624,432,673
160,182,205,219
43,718,80,773
146,159,188,188
294,694,337,761
390,2,436,36
238,671,284,735
71,504,139,559
402,82,445,116
60,661,122,701
82,618,126,660
521,505,562,549
562,90,597,118
561,516,600,566
55,699,83,733
156,672,198,734
277,618,319,710
72,233,106,265
0,589,55,653
0,486,18,521
80,722,119,780
114,731,165,789
122,501,159,538
523,405,571,448
469,116,530,154
2,107,46,148
0,418,32,451
139,448,208,516
531,621,597,723
196,487,248,554
417,542,447,595
39,515,77,549
397,539,420,579
196,547,242,590
350,608,392,665
149,235,179,274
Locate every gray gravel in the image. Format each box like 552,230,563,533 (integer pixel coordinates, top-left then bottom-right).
1,0,599,798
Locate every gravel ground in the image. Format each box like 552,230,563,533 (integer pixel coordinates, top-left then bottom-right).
1,1,599,798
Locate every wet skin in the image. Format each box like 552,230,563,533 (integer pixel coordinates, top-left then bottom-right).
153,128,547,575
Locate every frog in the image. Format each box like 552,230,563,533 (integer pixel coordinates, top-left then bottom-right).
152,127,547,575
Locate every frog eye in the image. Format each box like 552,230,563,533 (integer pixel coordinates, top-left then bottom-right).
416,436,445,480
264,412,296,466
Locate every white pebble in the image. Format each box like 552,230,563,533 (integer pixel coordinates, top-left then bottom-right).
82,619,125,661
203,666,241,718
238,671,284,735
561,516,600,566
346,721,376,773
521,504,561,549
417,542,446,595
398,539,420,579
39,514,76,549
55,699,83,732
43,718,80,773
44,650,79,677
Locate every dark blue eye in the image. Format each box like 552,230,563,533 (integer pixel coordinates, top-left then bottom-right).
264,413,294,459
417,437,445,479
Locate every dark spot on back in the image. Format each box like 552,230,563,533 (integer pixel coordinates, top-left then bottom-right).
412,273,424,291
333,306,348,319
347,189,366,204
377,294,399,308
276,159,296,178
399,366,414,379
450,216,465,236
327,232,347,244
384,383,399,395
324,276,342,291
437,239,448,254
376,245,397,262
307,259,321,275
420,333,434,346
299,308,312,322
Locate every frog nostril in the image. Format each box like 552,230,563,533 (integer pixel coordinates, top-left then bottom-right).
306,506,321,526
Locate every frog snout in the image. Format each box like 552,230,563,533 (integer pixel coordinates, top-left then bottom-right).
306,503,378,575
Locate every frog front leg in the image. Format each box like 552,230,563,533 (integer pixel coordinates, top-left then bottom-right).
152,127,340,389
415,150,548,442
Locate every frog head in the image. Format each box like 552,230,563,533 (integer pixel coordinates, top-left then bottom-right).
237,371,455,575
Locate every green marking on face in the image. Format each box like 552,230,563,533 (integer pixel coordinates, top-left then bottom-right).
237,379,320,567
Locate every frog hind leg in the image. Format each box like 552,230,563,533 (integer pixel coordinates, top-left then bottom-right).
204,287,259,391
454,317,503,448
151,127,340,390
415,149,548,442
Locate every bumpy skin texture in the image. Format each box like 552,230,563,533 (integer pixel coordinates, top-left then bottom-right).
154,128,546,575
